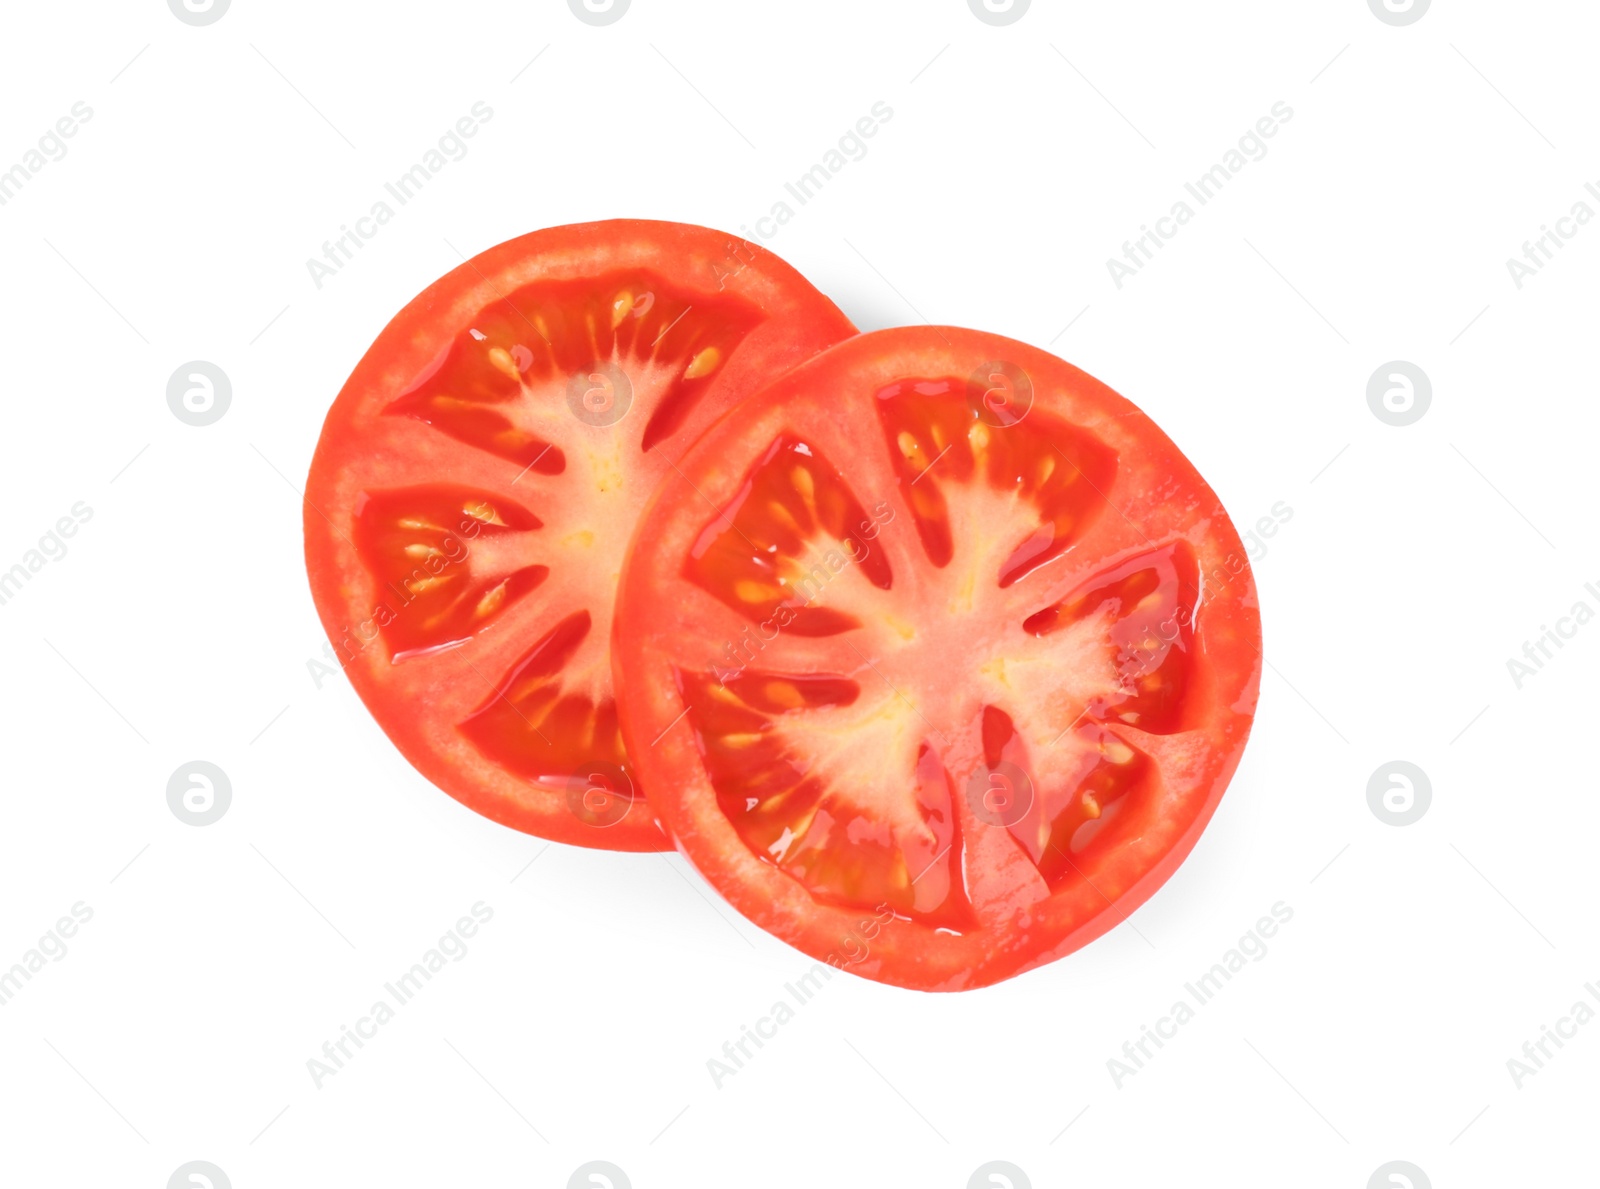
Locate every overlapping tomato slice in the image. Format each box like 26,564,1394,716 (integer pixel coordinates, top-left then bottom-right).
304,221,854,849
614,327,1261,986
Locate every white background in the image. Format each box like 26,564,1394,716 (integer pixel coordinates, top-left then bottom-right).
1,1,1594,1186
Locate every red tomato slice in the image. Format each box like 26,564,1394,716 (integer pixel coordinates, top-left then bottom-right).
613,327,1262,985
304,221,855,850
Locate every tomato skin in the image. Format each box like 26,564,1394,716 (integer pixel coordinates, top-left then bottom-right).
613,326,1262,985
304,221,855,851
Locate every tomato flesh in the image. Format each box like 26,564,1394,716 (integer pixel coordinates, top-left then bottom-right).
385,270,766,470
352,486,547,660
876,376,1119,586
614,327,1261,986
304,221,854,850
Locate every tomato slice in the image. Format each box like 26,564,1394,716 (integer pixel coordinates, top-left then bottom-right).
304,221,854,850
613,327,1262,985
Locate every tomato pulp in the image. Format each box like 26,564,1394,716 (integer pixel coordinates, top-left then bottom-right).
613,327,1262,986
304,221,855,850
